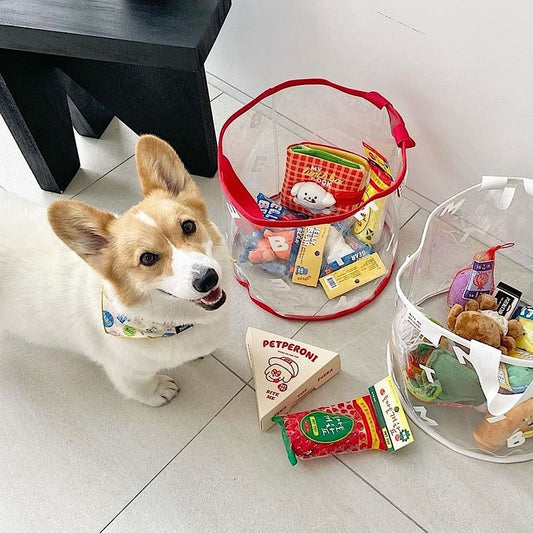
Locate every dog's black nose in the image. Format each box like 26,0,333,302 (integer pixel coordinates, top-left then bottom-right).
192,268,219,294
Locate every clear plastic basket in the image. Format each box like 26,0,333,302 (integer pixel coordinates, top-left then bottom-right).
388,176,533,462
218,79,415,320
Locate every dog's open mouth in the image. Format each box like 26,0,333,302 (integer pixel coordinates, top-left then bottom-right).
195,287,226,311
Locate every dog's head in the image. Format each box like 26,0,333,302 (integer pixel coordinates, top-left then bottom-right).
48,135,227,314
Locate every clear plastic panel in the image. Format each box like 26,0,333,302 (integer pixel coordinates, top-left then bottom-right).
228,197,399,319
390,179,533,462
222,84,402,206
221,82,408,319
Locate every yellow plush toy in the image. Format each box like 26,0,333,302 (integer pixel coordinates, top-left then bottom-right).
447,294,524,354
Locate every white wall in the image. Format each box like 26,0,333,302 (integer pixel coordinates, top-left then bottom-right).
207,0,533,206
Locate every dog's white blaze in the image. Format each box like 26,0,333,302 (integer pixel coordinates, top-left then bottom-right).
158,245,222,300
136,211,157,227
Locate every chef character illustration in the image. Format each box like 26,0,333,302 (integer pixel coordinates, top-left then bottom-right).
264,356,299,386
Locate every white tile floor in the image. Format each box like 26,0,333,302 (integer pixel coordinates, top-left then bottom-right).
0,84,531,533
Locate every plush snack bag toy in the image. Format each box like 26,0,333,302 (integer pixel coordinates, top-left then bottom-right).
280,143,370,218
353,142,393,245
273,376,413,465
447,243,514,308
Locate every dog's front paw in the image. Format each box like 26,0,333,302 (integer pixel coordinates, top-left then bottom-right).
145,374,180,407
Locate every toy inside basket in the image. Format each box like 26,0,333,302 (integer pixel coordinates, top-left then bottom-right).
388,177,533,462
218,79,414,320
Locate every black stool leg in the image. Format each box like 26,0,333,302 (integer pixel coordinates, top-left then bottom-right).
0,53,80,193
59,72,114,138
60,58,218,177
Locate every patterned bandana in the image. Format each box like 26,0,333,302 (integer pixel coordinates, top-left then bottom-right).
101,289,193,339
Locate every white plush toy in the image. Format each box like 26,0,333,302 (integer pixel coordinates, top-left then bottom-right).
290,181,336,215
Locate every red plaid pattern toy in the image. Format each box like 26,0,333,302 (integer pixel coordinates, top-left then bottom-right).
280,143,370,218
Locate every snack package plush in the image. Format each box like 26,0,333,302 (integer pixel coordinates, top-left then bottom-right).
447,243,514,307
272,376,413,465
353,143,393,245
280,143,369,218
516,306,533,353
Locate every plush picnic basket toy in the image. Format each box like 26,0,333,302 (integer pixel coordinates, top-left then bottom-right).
218,79,415,320
388,176,533,462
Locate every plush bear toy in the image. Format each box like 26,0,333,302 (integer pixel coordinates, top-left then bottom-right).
447,294,525,354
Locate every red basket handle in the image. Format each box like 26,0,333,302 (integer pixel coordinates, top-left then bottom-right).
218,79,415,228
365,91,415,149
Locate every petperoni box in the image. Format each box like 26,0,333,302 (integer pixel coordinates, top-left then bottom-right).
246,327,341,431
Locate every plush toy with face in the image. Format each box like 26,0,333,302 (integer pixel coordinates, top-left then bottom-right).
290,182,336,215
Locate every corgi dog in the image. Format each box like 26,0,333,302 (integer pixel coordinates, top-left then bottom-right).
0,135,230,406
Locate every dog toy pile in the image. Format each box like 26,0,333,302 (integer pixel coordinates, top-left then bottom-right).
273,376,413,465
401,243,533,454
235,142,393,301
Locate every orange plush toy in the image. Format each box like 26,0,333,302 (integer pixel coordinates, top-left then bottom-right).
248,230,295,263
447,294,525,354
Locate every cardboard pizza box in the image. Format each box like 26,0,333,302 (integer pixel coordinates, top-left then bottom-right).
246,327,341,431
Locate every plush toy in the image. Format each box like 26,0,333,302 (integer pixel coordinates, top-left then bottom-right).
290,182,336,215
447,294,525,354
447,243,513,307
247,229,295,263
404,343,486,405
473,397,533,452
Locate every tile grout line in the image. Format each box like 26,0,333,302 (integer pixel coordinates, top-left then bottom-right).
211,353,249,386
333,456,429,533
99,382,248,532
400,207,421,229
70,154,135,200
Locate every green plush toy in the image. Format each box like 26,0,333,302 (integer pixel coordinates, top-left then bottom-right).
405,343,486,405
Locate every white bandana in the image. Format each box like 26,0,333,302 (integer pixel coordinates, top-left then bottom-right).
101,289,193,339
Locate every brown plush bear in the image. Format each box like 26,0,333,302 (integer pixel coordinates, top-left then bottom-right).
447,294,524,354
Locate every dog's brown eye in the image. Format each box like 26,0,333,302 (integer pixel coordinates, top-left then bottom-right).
181,220,196,235
140,252,159,266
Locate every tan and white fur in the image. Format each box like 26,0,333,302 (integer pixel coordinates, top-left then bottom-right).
0,135,230,406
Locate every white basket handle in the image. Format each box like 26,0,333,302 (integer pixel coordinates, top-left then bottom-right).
454,340,533,416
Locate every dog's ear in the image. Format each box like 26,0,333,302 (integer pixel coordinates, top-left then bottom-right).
48,200,115,274
135,135,198,197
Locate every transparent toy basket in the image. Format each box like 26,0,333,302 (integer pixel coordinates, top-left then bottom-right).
388,176,533,462
218,79,415,320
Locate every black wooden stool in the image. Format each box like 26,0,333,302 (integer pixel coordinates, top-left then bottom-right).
0,0,231,193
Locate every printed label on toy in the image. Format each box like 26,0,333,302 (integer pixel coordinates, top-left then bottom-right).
462,259,495,299
361,142,393,178
321,237,374,277
292,225,330,287
369,376,414,452
256,193,285,220
299,412,354,443
492,281,522,319
319,252,387,299
353,143,393,244
516,306,533,353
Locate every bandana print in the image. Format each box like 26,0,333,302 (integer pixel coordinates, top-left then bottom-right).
102,289,193,339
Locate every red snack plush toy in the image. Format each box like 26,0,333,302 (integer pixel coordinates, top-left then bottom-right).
272,377,414,465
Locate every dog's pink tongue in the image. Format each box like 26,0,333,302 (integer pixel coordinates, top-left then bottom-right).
202,287,222,303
